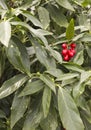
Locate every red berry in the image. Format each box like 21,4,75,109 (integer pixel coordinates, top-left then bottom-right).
68,50,74,57
70,49,76,55
62,49,68,56
63,55,69,61
62,43,67,49
70,43,76,48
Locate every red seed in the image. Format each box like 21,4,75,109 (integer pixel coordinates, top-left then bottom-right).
70,43,76,48
68,50,74,57
62,43,67,49
62,49,68,56
63,55,69,61
70,49,76,55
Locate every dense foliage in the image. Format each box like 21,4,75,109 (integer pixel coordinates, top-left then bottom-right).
0,0,91,130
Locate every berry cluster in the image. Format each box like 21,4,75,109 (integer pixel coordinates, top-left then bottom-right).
61,43,76,61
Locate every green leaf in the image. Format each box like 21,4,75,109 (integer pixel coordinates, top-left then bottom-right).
56,0,75,11
0,0,8,9
6,36,31,76
73,71,91,99
73,51,84,65
45,68,63,78
86,45,91,58
0,49,5,78
80,33,91,42
0,110,6,119
42,86,51,118
0,21,11,47
0,74,28,99
63,62,84,73
66,19,74,40
31,38,56,69
47,5,68,28
21,10,43,28
47,47,62,63
58,87,84,130
19,80,45,97
40,107,58,130
38,7,50,29
11,21,49,46
23,108,43,130
11,93,30,128
56,73,79,81
40,74,56,93
73,82,85,99
80,71,91,84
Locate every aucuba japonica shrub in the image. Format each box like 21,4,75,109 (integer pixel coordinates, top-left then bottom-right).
0,0,91,130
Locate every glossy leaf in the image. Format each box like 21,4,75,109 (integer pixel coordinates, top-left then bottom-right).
47,47,62,63
0,21,11,47
63,62,84,73
40,107,58,130
74,51,84,65
56,0,75,11
47,5,68,27
31,38,56,69
38,7,50,29
66,19,74,40
0,0,8,9
73,82,84,99
40,74,56,93
11,93,30,128
86,45,91,58
58,87,84,130
6,36,31,76
19,80,45,97
45,68,63,78
0,74,28,99
80,71,91,84
11,21,49,46
21,10,43,28
23,108,43,130
42,86,51,118
56,73,79,81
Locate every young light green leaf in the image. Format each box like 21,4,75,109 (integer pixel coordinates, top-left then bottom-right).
0,21,11,47
11,93,30,128
38,7,50,29
42,86,51,118
6,36,31,76
66,19,74,40
58,87,84,130
19,80,45,97
40,74,56,93
0,74,28,99
56,0,75,11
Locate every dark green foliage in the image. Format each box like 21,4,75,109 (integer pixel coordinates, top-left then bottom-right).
0,0,91,130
